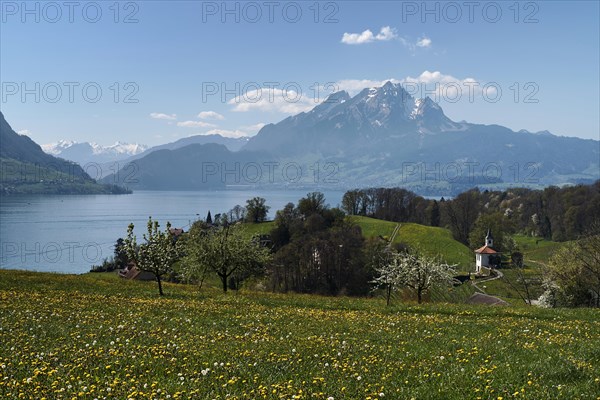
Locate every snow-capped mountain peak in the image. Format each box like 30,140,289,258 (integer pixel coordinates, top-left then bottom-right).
42,140,148,165
410,97,442,119
41,139,75,155
97,141,148,155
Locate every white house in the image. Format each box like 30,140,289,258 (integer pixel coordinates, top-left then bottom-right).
475,229,500,273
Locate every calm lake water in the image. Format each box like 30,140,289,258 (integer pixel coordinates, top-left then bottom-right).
0,190,344,274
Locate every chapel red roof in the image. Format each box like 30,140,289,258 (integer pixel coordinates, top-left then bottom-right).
474,245,498,254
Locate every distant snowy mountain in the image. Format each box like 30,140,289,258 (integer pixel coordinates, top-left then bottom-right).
42,140,148,165
518,129,555,137
239,81,600,188
43,134,250,168
101,81,599,192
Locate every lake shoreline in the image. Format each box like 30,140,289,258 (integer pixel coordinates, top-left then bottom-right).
0,189,345,274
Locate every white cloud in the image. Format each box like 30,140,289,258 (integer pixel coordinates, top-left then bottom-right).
150,112,177,120
376,26,397,41
198,111,225,120
341,27,432,52
483,84,498,98
398,35,432,51
228,88,316,114
416,36,432,48
331,71,490,103
400,71,487,101
204,129,249,138
402,71,477,86
341,26,397,45
334,78,401,95
226,71,488,115
17,129,32,136
177,120,217,128
341,29,374,45
241,122,266,133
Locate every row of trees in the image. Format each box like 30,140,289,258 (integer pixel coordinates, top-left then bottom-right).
119,184,599,307
207,197,271,226
121,192,457,303
268,193,369,295
123,217,271,295
342,181,600,249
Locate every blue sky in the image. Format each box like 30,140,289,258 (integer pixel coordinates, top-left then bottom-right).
1,0,599,146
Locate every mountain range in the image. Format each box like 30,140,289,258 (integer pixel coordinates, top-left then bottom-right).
42,134,249,177
41,140,148,165
101,143,268,190
102,81,599,193
4,81,599,195
244,83,465,156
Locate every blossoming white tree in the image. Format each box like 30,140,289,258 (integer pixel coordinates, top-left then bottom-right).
124,217,180,296
373,250,457,304
370,246,399,306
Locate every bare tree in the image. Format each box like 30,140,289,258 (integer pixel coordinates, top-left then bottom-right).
503,266,536,305
443,190,480,245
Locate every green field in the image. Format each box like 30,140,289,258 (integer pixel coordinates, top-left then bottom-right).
242,218,568,304
2,270,598,399
513,235,565,265
349,216,473,270
241,221,276,238
243,218,473,270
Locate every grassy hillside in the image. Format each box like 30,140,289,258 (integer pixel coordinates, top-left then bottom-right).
0,111,130,195
242,221,275,238
513,234,565,264
349,216,473,269
241,217,473,269
1,270,599,399
0,158,131,195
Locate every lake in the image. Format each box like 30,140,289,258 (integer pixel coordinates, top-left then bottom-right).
0,189,345,274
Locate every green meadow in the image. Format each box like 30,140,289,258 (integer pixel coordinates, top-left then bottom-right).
1,270,599,399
